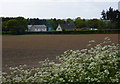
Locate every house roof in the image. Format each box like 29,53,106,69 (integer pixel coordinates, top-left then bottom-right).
28,19,47,25
28,25,47,29
59,24,76,30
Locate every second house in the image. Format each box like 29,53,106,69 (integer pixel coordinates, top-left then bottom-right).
28,25,47,31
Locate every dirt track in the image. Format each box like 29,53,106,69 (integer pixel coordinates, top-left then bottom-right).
2,34,119,72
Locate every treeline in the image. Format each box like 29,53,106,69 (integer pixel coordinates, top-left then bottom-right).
1,7,120,34
101,7,120,29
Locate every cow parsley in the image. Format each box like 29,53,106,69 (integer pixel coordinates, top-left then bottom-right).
1,37,120,83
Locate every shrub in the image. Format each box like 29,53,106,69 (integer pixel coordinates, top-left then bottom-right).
2,37,120,83
6,17,28,35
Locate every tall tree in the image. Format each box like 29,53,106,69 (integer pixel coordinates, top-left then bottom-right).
46,19,58,30
6,17,28,34
101,7,120,29
74,17,87,28
101,10,107,20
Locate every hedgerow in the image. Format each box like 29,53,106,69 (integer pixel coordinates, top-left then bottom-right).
1,37,120,83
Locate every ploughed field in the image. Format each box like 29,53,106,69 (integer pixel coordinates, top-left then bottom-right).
2,34,119,72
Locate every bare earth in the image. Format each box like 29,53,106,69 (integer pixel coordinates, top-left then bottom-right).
2,34,119,72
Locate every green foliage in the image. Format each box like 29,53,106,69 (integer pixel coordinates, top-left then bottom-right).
2,29,120,35
6,17,28,34
57,19,65,24
101,7,120,29
2,14,119,34
66,18,74,24
87,19,100,28
74,17,101,29
74,17,87,28
62,28,66,32
2,21,8,31
2,37,120,83
46,19,58,30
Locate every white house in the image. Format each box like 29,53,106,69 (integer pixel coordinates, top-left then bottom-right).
56,24,76,31
56,24,62,31
28,25,47,31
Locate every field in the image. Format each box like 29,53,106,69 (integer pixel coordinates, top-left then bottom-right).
2,34,119,72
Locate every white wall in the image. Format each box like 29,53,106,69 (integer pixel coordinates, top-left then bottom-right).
56,25,62,31
34,28,47,31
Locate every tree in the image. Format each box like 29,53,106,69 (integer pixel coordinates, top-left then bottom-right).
101,10,107,20
46,19,58,30
87,19,100,28
66,18,74,24
6,17,28,34
57,19,65,24
98,20,111,29
2,17,15,31
74,17,88,28
2,21,8,31
101,7,120,29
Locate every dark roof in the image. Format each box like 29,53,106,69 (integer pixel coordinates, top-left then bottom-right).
28,19,47,25
60,24,76,31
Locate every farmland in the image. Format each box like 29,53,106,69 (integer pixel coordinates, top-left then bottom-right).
2,34,119,72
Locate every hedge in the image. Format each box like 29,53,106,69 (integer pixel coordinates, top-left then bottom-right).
2,29,120,35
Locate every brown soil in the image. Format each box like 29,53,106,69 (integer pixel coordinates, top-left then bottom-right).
2,34,119,72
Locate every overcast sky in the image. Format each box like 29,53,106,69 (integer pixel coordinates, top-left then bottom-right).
0,0,119,19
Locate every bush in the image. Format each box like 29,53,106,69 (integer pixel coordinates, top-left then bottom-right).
2,37,120,83
6,17,28,35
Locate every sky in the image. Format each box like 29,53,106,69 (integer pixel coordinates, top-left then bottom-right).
0,0,119,19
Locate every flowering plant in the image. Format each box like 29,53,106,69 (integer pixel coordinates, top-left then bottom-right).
1,37,120,83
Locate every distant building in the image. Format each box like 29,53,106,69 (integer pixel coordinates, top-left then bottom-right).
46,23,54,31
75,27,89,31
56,24,76,31
28,25,47,31
87,28,98,30
48,27,54,31
118,1,120,11
56,24,62,31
